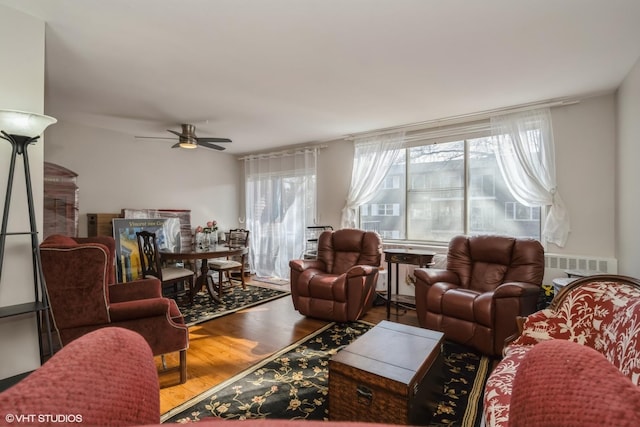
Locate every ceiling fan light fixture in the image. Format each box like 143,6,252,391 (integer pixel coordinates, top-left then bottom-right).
178,137,198,149
179,141,198,149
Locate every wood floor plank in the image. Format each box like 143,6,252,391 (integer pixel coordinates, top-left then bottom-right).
157,281,418,414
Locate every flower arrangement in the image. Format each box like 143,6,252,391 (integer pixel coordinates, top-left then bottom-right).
195,220,218,234
195,221,218,248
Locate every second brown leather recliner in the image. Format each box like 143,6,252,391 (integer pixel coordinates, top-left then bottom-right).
289,228,382,322
414,235,544,356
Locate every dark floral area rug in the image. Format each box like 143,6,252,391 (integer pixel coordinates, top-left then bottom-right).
162,321,492,426
432,341,492,427
175,285,290,326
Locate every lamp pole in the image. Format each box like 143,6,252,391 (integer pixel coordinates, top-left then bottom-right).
0,110,57,362
0,132,41,284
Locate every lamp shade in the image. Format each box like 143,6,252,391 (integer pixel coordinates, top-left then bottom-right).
0,109,57,137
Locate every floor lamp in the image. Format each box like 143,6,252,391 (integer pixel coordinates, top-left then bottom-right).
0,109,57,363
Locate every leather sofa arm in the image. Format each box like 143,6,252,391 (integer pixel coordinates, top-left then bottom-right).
493,282,540,298
109,298,173,322
346,265,378,278
108,278,162,302
289,259,326,273
414,268,460,286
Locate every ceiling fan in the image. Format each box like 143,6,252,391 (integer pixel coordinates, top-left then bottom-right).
135,123,232,151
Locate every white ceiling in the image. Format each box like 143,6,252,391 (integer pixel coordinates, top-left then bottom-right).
2,0,640,155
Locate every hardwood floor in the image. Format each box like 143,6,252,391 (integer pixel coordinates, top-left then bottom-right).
157,280,419,414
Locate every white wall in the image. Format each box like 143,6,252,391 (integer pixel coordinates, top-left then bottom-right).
315,140,353,228
43,121,242,237
0,5,46,379
616,57,640,277
550,94,617,257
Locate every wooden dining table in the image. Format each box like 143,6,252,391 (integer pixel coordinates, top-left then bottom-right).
160,244,248,303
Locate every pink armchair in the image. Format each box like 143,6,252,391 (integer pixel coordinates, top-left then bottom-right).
289,229,381,322
40,234,189,383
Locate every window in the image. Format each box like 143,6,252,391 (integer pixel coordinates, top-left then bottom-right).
381,175,401,189
370,203,399,216
244,148,318,279
360,131,541,243
505,202,541,221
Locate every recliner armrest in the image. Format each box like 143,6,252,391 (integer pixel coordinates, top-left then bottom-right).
493,282,540,298
346,265,378,278
414,268,460,286
108,278,162,302
289,259,326,273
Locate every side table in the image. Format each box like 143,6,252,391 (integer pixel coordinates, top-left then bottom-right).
383,248,435,319
564,269,604,278
552,277,576,297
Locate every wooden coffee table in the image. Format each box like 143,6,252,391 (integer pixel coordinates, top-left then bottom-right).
329,320,444,425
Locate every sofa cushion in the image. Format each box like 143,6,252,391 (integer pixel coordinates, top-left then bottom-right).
0,327,159,427
509,339,640,427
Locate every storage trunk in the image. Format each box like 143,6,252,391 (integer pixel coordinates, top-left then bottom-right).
329,321,444,425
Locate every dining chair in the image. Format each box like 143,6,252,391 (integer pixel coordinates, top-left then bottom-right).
208,229,250,298
136,230,195,299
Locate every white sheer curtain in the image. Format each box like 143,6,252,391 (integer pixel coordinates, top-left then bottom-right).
340,131,405,228
491,108,570,247
244,148,317,279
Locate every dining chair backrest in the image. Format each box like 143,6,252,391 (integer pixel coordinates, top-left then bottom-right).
136,230,164,280
227,229,249,249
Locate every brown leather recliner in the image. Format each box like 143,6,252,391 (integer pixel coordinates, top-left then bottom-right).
414,235,544,356
289,228,382,322
40,234,190,383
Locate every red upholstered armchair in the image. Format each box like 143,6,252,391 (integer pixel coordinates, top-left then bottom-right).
40,234,189,383
414,235,544,356
289,228,382,322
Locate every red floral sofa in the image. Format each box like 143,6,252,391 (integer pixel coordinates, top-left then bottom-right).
483,275,640,427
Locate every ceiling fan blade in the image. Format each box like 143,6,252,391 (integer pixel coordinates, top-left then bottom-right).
197,137,232,143
134,136,177,140
171,142,181,148
198,141,227,151
167,129,185,138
